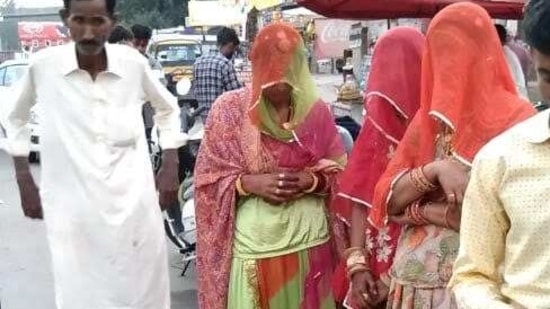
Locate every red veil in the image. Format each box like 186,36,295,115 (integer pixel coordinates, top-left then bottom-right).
332,28,425,303
369,2,536,228
337,27,425,217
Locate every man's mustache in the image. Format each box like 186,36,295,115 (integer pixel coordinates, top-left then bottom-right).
78,40,100,46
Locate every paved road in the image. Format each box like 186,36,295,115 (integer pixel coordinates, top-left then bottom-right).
0,74,342,309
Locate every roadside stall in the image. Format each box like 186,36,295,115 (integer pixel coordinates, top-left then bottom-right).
298,0,526,123
297,0,525,19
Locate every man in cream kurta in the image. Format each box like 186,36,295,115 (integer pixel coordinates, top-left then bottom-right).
450,1,550,307
3,41,184,308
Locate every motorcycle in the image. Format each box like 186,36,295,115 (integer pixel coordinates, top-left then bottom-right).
150,75,202,276
534,100,549,112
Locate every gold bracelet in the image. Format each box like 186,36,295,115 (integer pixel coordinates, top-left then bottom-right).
444,205,451,229
410,167,437,193
303,172,319,194
343,247,364,259
346,254,367,268
418,166,438,191
235,175,251,196
409,169,425,193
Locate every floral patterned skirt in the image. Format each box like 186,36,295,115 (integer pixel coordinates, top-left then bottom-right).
386,281,457,309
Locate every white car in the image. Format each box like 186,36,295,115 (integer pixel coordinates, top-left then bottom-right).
0,59,40,162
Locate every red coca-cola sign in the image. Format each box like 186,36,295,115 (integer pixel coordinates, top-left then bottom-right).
314,19,355,59
18,22,71,49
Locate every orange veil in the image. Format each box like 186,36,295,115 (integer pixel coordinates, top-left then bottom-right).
369,2,536,228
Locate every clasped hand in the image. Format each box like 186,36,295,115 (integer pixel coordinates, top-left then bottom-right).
351,271,389,308
241,172,314,205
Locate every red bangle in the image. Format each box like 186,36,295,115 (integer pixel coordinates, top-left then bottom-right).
406,200,430,225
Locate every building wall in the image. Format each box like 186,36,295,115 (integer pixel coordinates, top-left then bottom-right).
0,6,61,51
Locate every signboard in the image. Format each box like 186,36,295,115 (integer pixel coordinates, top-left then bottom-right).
18,22,71,49
187,1,247,26
314,19,355,60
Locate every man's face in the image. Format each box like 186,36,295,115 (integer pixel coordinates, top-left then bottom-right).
533,49,550,102
61,0,115,56
133,38,149,55
221,42,238,59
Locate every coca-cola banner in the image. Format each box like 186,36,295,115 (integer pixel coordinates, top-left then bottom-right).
18,22,71,49
314,18,355,60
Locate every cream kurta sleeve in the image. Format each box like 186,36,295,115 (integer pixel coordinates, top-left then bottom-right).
141,61,187,150
3,65,36,157
449,153,513,309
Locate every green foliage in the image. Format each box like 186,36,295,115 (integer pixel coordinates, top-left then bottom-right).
117,0,188,29
0,0,16,15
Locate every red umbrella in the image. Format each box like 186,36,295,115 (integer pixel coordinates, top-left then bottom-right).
297,0,525,19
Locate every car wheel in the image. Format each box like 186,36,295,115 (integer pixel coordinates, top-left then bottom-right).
29,151,40,163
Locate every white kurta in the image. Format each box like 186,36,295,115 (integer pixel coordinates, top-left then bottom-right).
3,43,185,309
503,45,528,99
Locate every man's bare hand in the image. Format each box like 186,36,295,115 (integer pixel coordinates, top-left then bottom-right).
16,172,43,219
156,149,179,211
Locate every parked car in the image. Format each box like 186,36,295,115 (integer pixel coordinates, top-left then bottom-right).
0,59,40,162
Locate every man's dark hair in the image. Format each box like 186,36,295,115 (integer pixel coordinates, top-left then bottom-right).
217,27,240,47
494,24,508,45
108,25,133,44
524,0,550,55
63,0,116,15
131,24,153,41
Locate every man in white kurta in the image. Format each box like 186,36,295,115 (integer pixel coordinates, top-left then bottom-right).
3,41,184,308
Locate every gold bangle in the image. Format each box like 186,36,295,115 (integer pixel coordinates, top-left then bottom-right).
343,247,364,259
347,264,370,279
444,205,451,229
346,254,367,268
410,167,437,193
418,166,437,191
236,175,250,196
303,172,319,194
409,169,425,193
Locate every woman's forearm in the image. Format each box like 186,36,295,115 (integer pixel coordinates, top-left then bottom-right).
387,162,439,216
350,202,367,248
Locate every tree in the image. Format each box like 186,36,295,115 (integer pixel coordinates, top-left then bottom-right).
117,0,188,29
0,0,17,51
0,0,16,15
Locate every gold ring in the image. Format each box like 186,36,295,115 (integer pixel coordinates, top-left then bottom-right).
279,173,285,179
275,188,281,195
278,180,284,188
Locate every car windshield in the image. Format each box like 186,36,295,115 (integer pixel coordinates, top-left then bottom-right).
156,43,201,67
4,64,28,87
